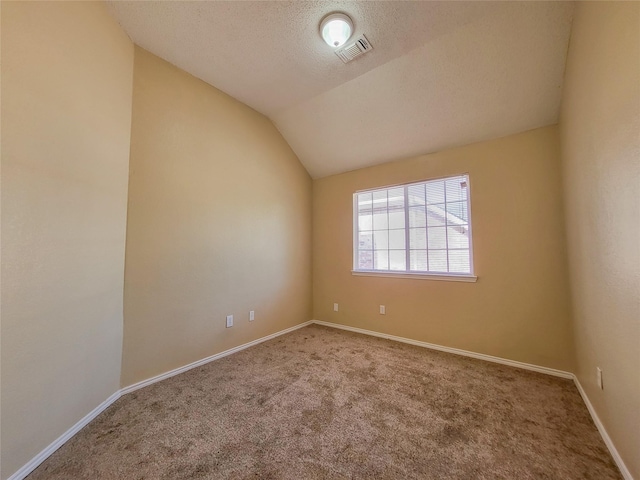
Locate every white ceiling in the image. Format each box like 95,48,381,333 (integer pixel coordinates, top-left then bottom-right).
107,1,574,179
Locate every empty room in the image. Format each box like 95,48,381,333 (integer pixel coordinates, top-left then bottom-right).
1,1,638,479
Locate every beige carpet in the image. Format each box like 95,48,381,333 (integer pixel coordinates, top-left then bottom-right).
27,325,621,479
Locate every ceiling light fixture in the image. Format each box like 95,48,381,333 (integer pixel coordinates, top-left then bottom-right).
320,13,353,48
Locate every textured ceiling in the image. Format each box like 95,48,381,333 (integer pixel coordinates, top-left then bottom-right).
107,1,574,178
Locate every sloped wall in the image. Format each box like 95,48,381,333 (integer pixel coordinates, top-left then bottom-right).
121,47,312,387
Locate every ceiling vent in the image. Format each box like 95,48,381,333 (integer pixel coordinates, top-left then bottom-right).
335,35,373,63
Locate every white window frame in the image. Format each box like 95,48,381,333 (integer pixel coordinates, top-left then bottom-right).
352,174,477,282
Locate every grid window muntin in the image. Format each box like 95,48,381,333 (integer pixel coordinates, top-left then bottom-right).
353,175,474,276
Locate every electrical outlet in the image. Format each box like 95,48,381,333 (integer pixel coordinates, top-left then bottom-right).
333,303,339,312
379,305,386,315
226,315,233,328
249,310,255,321
597,367,603,390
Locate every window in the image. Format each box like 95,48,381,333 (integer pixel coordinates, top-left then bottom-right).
353,174,475,279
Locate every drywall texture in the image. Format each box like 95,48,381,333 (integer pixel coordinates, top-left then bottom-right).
107,1,574,179
313,126,575,372
121,47,312,387
559,2,640,477
0,2,134,479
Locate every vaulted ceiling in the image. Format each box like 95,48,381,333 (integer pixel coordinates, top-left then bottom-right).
107,1,574,178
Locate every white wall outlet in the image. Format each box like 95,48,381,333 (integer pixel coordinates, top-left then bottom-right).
379,305,386,315
333,303,339,312
597,367,603,389
226,315,233,328
249,310,255,321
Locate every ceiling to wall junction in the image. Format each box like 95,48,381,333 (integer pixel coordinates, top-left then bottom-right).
107,1,574,178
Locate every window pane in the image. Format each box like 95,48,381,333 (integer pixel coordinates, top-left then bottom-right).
389,229,405,249
409,228,426,249
374,250,389,270
427,227,447,249
445,177,468,202
448,250,470,273
389,250,406,271
358,214,372,230
373,212,388,230
410,250,427,271
354,175,472,275
409,206,426,227
388,210,405,229
388,188,404,208
358,192,372,213
428,250,447,272
372,190,387,208
426,181,445,204
426,204,446,227
408,184,425,206
359,231,373,250
447,226,469,249
373,231,388,249
358,250,373,270
445,201,468,224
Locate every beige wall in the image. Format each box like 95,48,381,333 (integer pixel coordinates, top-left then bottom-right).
313,126,575,372
559,2,640,477
3,1,636,478
121,47,312,387
0,2,134,479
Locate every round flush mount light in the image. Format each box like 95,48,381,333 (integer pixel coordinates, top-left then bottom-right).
320,13,353,48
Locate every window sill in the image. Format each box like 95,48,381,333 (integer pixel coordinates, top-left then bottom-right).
351,270,478,283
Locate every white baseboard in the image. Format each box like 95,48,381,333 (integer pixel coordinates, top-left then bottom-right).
120,320,314,395
7,390,122,480
572,376,633,480
311,320,633,480
311,320,573,379
7,320,313,480
8,319,633,480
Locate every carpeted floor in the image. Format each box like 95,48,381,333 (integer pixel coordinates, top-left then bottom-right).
27,325,621,479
